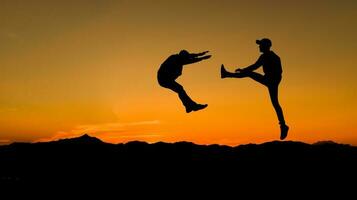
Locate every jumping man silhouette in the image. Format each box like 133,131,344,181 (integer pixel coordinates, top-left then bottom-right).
158,50,211,113
221,38,289,140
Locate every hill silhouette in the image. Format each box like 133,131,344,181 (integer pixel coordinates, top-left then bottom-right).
1,134,356,192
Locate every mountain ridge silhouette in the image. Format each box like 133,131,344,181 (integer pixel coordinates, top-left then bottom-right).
6,133,353,147
1,134,356,191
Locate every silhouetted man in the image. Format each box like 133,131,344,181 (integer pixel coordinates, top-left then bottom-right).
220,38,289,140
158,50,211,113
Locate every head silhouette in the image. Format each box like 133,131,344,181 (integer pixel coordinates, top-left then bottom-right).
256,38,272,53
179,49,190,57
178,50,191,63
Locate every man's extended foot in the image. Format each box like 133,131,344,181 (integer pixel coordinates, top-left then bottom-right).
280,124,289,140
192,104,208,112
221,64,228,78
186,104,208,113
186,107,193,113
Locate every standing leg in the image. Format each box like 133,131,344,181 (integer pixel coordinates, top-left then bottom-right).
268,85,285,124
221,64,289,139
223,66,285,124
268,84,289,140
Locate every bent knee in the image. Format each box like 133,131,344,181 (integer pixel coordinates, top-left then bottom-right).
158,78,171,88
173,84,184,92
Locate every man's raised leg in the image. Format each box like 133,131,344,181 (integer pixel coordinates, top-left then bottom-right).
221,65,268,86
221,65,247,78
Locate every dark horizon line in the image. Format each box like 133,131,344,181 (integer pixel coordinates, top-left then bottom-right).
1,133,355,148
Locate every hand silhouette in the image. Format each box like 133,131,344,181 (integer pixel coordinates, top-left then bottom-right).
235,68,243,73
201,55,212,60
201,51,209,55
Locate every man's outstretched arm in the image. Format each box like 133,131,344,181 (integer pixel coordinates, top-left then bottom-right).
183,55,211,65
235,57,263,72
190,51,209,57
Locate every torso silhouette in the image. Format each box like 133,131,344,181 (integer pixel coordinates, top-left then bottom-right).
259,51,282,78
158,54,182,82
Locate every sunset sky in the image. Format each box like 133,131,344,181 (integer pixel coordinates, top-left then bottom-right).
1,0,356,145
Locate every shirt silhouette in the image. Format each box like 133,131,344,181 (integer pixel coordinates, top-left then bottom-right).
221,38,289,140
158,50,211,113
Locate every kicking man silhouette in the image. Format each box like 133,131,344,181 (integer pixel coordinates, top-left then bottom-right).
221,38,289,140
158,50,211,113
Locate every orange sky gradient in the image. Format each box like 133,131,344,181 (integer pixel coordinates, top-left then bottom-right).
1,0,356,145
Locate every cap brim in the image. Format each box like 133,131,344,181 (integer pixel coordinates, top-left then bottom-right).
256,40,261,45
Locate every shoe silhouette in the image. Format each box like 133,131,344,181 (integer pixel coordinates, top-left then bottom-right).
186,104,208,113
221,64,228,78
280,124,289,140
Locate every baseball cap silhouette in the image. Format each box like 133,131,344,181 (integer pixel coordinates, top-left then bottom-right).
179,49,190,57
256,38,272,47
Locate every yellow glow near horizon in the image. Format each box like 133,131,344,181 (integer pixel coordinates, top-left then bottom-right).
0,0,356,145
